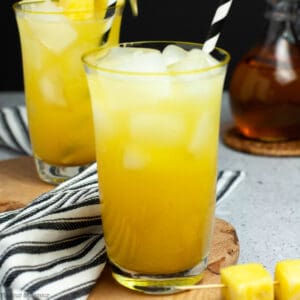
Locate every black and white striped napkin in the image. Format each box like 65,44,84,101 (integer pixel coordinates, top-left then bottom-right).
0,106,31,155
0,105,244,299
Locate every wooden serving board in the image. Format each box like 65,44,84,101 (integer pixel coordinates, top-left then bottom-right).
0,157,240,299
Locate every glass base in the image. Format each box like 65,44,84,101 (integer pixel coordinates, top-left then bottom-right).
34,157,91,185
110,257,207,295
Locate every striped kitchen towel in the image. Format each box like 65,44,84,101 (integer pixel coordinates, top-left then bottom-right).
0,164,101,300
0,106,31,155
0,105,245,299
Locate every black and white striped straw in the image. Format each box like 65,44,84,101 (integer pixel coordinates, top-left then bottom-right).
203,0,233,53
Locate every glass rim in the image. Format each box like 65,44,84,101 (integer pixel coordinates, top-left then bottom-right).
13,0,124,15
82,41,231,77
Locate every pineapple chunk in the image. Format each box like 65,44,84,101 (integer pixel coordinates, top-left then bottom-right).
220,263,273,300
275,259,300,300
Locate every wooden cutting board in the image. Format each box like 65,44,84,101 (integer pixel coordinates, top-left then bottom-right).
0,156,240,299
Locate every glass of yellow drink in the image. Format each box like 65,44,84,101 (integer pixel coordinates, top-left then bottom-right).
14,0,124,184
83,41,229,294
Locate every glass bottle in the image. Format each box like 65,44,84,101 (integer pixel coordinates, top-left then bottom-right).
229,0,300,142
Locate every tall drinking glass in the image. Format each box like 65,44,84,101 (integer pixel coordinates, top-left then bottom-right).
14,0,124,184
83,41,229,294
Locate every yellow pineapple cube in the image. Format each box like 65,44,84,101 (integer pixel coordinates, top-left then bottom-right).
220,263,273,300
275,259,300,300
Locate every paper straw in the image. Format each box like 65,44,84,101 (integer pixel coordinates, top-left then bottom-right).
203,0,233,53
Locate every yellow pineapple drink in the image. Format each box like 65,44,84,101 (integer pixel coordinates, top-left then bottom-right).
14,0,124,184
83,42,229,294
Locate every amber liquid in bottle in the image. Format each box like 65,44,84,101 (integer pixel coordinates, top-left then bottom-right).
229,5,300,142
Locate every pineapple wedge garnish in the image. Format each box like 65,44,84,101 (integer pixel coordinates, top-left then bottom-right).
58,0,118,12
59,0,94,12
275,259,300,300
58,0,111,19
220,263,273,300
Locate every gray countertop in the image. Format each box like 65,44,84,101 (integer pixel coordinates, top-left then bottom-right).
0,91,299,274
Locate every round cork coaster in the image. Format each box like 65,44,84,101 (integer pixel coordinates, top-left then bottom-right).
223,127,300,157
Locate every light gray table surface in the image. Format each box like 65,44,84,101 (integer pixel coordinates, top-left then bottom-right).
0,91,299,275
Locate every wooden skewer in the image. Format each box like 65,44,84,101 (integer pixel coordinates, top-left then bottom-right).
175,283,226,290
175,281,279,291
